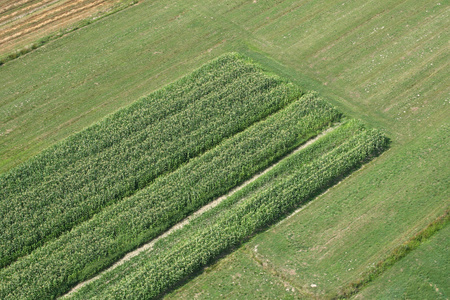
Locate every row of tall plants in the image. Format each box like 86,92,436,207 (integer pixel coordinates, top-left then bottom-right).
0,93,341,299
0,53,301,268
69,121,389,299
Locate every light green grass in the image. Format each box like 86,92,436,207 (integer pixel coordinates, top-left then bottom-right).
353,223,449,300
3,0,447,173
167,116,449,299
170,251,303,300
0,0,448,298
0,0,240,172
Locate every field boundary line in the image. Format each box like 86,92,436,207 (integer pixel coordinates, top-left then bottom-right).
62,124,341,298
333,208,450,299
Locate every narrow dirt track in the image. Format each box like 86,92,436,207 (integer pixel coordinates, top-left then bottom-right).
62,124,340,298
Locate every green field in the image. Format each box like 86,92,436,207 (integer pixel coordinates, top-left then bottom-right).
0,53,302,268
68,120,387,299
167,118,449,299
353,223,449,300
0,0,448,299
0,78,344,298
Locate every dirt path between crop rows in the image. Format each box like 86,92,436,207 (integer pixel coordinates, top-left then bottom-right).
62,124,340,298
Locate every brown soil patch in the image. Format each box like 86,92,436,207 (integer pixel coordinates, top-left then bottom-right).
0,0,124,56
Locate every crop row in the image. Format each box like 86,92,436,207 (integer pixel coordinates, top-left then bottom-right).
0,93,341,299
69,121,388,299
0,53,301,268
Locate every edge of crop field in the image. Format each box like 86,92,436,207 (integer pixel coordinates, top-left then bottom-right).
333,209,450,299
125,125,389,300
156,128,390,300
0,0,140,67
62,124,342,298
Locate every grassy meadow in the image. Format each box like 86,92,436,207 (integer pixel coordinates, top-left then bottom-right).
166,120,448,299
353,223,449,299
0,0,448,298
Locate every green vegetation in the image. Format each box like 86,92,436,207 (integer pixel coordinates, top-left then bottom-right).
165,248,300,299
0,53,302,269
69,120,387,299
337,210,449,299
169,121,448,299
0,91,341,299
352,221,449,300
0,0,447,298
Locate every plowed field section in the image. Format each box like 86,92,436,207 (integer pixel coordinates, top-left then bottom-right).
0,0,124,55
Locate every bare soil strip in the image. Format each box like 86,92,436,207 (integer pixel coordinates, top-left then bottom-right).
0,0,105,41
0,0,36,15
0,0,106,44
0,0,120,55
0,0,60,26
62,124,340,298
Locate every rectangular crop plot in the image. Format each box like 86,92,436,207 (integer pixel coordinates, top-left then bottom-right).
0,53,301,269
68,120,388,300
0,53,387,300
0,92,342,299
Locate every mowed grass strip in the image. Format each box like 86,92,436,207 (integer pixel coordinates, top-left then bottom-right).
69,120,388,299
351,218,449,300
0,53,302,269
0,92,340,299
339,210,450,299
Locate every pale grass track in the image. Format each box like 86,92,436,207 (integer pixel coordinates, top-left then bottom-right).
62,124,340,298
